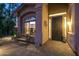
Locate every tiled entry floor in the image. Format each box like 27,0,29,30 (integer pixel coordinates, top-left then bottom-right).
0,40,75,56
41,40,75,56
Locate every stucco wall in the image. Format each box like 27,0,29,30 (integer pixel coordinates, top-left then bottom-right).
20,5,35,18
35,4,42,46
35,4,49,45
72,4,79,55
66,4,76,52
42,4,49,44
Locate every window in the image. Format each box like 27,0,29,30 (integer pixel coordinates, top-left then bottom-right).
24,16,36,37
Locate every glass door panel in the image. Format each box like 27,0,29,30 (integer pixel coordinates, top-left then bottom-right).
25,22,30,35
30,21,36,36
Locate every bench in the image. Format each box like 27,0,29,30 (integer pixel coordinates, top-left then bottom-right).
12,34,34,44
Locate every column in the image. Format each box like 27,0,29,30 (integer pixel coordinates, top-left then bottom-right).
35,4,42,46
17,16,22,36
35,4,49,46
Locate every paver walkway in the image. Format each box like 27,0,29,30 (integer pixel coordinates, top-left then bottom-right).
0,39,75,56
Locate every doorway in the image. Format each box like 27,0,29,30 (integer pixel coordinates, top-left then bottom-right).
52,16,63,41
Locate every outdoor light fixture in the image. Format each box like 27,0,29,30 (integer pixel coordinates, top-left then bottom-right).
67,22,72,27
49,12,66,17
67,21,72,32
64,17,72,37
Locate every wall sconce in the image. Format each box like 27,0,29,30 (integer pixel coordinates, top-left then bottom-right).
67,21,72,27
64,17,72,38
67,21,72,32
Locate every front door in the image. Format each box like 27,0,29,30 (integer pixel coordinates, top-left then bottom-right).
52,16,63,41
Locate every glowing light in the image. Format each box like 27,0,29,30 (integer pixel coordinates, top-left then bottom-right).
67,22,72,26
67,21,72,32
30,21,35,24
64,17,67,37
49,12,66,17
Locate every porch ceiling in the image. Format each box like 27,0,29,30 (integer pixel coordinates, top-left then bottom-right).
48,3,69,14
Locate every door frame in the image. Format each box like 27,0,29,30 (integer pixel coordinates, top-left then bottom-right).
49,12,67,40
52,16,63,40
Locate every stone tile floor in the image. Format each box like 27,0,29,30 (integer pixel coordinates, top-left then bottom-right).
0,39,75,56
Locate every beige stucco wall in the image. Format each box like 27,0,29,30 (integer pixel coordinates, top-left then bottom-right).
42,4,49,44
